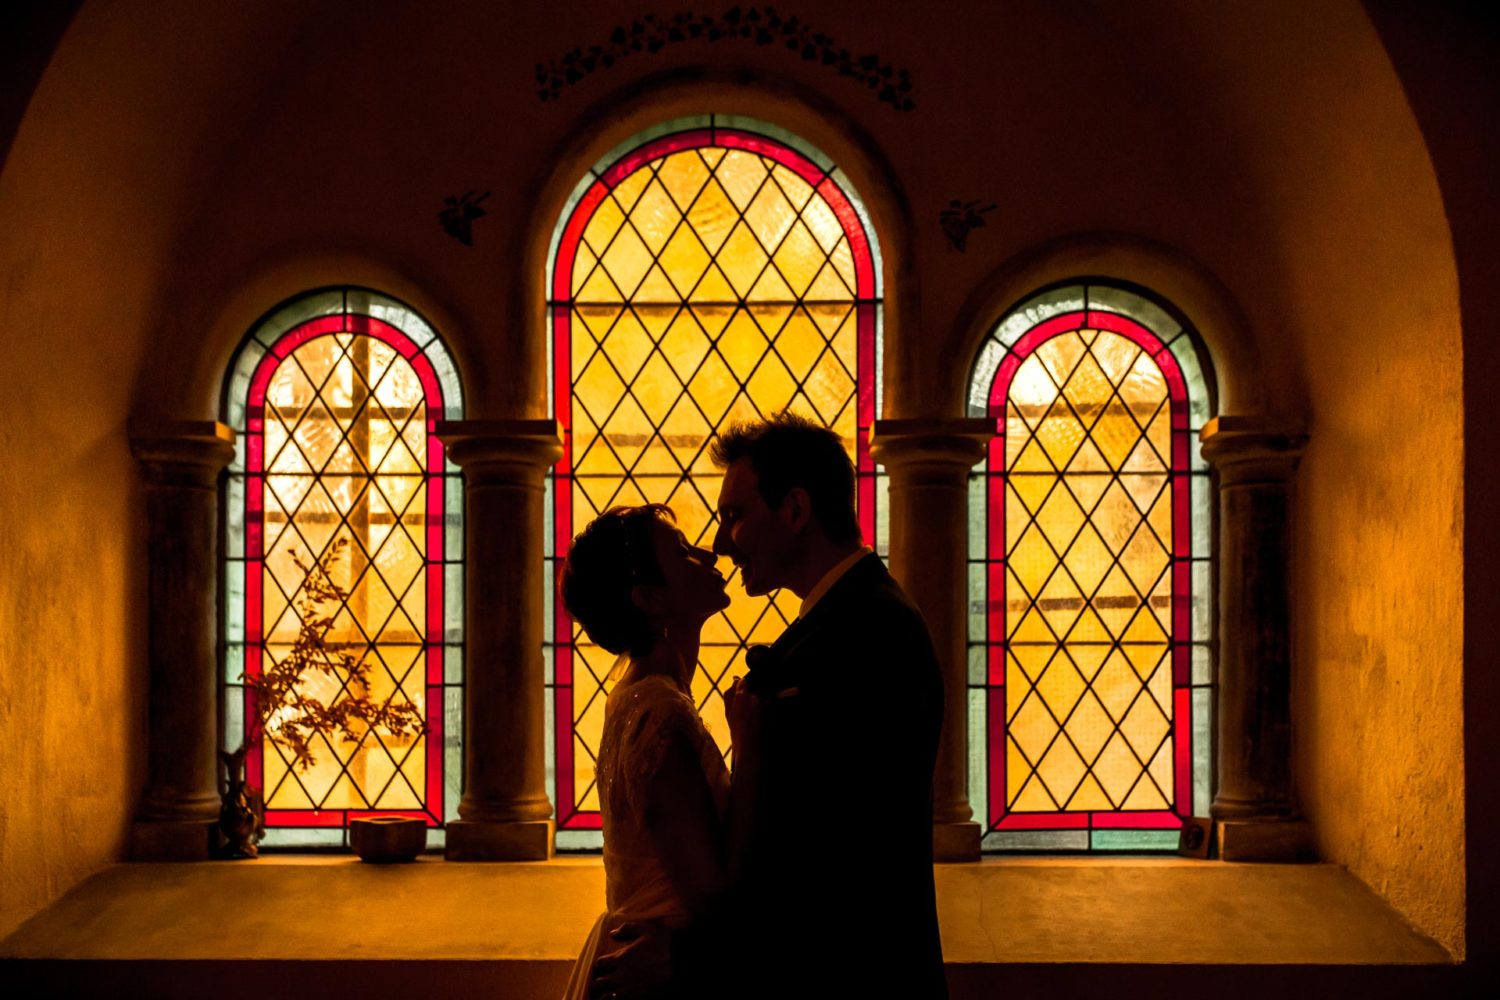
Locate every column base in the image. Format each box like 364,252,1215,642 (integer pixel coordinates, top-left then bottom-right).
444,819,554,861
933,821,982,862
130,819,217,861
1216,819,1316,862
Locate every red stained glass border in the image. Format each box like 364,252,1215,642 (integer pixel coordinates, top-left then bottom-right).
244,312,449,828
550,127,878,829
984,307,1194,833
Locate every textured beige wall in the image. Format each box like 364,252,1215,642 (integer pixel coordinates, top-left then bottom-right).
0,0,304,940
0,0,1465,956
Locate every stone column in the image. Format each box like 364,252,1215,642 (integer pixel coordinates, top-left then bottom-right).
1200,416,1314,861
872,418,992,862
128,420,236,860
436,420,562,860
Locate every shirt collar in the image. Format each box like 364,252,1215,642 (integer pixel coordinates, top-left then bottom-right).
797,546,874,620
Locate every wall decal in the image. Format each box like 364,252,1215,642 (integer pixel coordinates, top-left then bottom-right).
939,198,996,252
535,6,916,111
438,190,491,246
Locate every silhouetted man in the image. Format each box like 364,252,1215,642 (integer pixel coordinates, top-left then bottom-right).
591,413,947,998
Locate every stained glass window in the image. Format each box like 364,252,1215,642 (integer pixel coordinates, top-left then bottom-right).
966,283,1215,852
223,288,464,849
546,116,882,846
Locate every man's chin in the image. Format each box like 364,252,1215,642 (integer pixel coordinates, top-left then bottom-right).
740,575,769,597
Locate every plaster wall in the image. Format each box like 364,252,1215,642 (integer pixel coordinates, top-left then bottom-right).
1133,6,1465,959
0,0,1465,957
0,0,308,939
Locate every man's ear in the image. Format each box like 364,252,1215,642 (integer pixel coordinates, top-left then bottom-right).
781,486,813,534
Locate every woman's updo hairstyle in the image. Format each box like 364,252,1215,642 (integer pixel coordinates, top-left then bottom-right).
560,504,673,658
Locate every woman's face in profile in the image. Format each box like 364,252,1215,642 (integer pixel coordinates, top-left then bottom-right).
644,517,731,624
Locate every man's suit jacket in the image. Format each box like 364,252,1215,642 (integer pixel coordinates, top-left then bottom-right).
734,552,947,997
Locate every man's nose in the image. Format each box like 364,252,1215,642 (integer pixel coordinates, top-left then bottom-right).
712,519,732,557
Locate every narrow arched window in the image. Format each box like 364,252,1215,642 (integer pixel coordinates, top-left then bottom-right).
967,282,1214,851
223,288,464,848
546,116,882,845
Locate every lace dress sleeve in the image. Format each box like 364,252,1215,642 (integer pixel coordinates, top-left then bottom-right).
601,675,702,815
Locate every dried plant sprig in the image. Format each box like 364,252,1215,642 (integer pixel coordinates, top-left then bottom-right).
243,536,427,771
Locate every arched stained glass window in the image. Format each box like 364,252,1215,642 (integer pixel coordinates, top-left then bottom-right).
223,288,464,849
966,282,1215,852
546,116,882,846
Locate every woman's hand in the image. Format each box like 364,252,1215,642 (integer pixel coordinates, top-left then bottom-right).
723,675,759,758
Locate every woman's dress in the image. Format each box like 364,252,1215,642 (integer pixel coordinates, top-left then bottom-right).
560,671,730,999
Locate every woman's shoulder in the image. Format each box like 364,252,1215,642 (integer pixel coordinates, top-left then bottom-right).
606,672,700,740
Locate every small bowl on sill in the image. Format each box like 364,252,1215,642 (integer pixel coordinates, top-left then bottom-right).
349,816,426,863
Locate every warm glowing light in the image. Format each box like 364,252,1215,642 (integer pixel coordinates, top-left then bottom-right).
549,123,879,831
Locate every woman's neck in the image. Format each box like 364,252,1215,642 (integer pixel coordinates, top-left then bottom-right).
633,621,700,690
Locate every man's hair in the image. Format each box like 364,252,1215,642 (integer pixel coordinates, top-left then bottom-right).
560,504,672,657
710,412,861,544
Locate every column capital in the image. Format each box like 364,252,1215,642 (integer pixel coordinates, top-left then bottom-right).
128,420,235,486
435,419,562,478
1199,416,1308,484
871,418,992,471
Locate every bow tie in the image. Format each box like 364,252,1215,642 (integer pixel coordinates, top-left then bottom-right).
744,643,796,697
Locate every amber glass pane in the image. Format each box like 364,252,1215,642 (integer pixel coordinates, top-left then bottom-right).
567,145,858,810
1005,329,1172,812
260,333,428,812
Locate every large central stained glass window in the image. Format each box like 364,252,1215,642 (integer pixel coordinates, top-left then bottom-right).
223,288,464,849
546,117,881,845
967,282,1215,852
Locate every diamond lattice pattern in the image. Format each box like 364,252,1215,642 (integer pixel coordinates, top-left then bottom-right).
1004,328,1174,814
566,145,859,813
259,333,429,812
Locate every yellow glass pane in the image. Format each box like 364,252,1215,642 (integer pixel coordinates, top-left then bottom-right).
1060,355,1113,434
632,264,681,304
1085,330,1134,382
1037,742,1086,805
1094,734,1143,803
805,260,853,300
1007,736,1031,802
600,310,654,384
801,195,843,252
746,353,797,415
1038,331,1087,388
572,242,597,293
1066,693,1113,763
1010,692,1058,763
771,309,823,380
657,150,710,210
659,225,712,297
582,195,625,260
1007,354,1057,420
627,178,681,255
716,222,770,297
1069,774,1112,811
685,178,737,254
1035,403,1085,469
717,311,770,380
829,239,855,291
1121,352,1168,423
1035,655,1085,720
1120,529,1169,593
1037,572,1083,637
611,168,651,214
658,312,710,381
1008,525,1056,596
772,222,825,297
686,350,738,425
715,149,769,210
632,353,682,424
599,225,653,298
805,350,854,424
